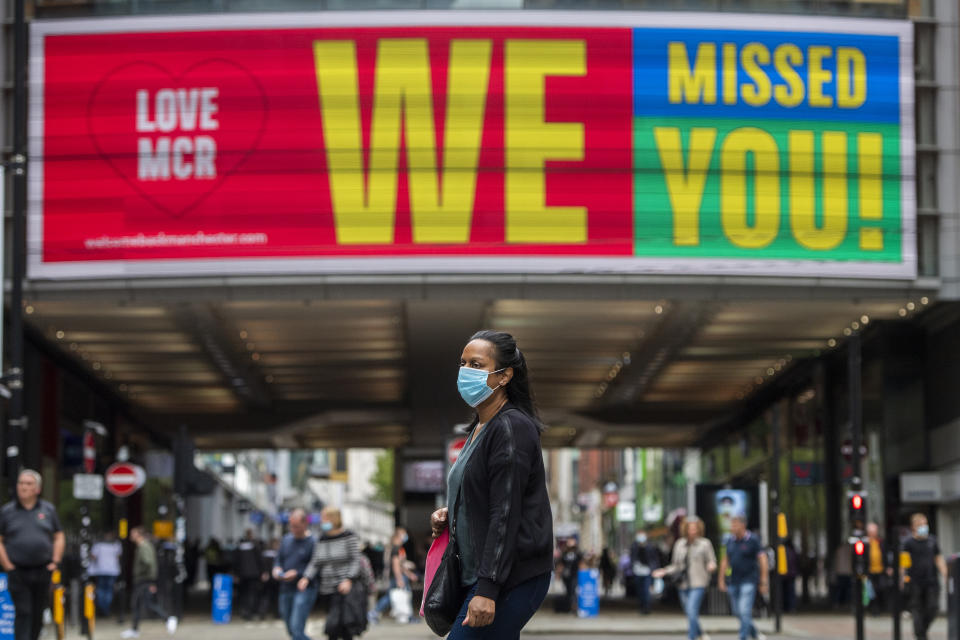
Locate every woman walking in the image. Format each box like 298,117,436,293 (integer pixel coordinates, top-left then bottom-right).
430,330,554,640
653,517,717,640
299,507,364,640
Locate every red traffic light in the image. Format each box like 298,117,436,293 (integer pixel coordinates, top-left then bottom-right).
854,540,865,556
851,494,863,510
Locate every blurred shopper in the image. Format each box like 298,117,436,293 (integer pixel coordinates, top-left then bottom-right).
0,469,65,640
630,529,659,615
236,529,266,620
556,538,582,614
184,539,199,588
719,515,768,640
599,547,616,597
429,331,553,639
90,531,123,617
300,507,364,640
654,517,716,640
902,513,948,640
831,541,853,608
779,539,798,613
204,538,223,582
866,522,892,615
369,527,416,623
274,509,316,640
261,537,281,619
122,527,177,638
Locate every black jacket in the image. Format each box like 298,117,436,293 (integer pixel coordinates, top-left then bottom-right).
458,404,553,600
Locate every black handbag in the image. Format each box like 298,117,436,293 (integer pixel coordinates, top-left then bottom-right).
423,483,466,636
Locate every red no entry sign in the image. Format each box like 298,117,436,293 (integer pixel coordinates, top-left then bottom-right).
447,438,467,466
104,462,146,498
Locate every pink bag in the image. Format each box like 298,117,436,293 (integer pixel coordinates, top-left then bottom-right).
420,528,450,617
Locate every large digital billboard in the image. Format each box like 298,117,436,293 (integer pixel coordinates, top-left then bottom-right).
29,12,914,279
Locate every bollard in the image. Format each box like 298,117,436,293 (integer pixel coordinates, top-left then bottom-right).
84,582,96,638
52,570,66,640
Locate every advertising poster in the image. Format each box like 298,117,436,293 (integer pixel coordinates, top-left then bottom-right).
30,12,913,279
695,484,761,547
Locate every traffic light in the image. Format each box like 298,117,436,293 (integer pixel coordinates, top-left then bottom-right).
853,538,867,576
849,491,867,536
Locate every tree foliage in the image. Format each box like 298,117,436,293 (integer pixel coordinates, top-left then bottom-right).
370,450,394,503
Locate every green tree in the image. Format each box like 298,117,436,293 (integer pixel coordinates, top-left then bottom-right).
370,450,394,503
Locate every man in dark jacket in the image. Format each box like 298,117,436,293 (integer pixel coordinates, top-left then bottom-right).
274,510,316,640
121,527,177,638
236,529,266,620
630,530,659,614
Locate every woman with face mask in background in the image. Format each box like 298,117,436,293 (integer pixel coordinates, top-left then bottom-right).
429,330,554,640
299,507,363,640
630,529,659,615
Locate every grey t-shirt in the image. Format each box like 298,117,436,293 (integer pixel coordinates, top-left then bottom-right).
0,499,62,567
447,424,489,587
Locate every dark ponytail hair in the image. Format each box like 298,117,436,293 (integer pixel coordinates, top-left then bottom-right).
469,330,542,432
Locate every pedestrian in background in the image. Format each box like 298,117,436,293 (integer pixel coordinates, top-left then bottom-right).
630,529,659,615
719,515,768,640
556,538,582,614
369,527,416,623
261,537,280,620
599,547,617,597
274,509,316,640
121,527,177,638
865,522,892,615
429,330,554,639
902,513,948,640
300,507,364,640
0,469,65,640
235,528,265,620
654,517,716,640
90,530,123,617
204,538,223,584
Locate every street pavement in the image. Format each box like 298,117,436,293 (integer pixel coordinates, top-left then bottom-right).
77,610,948,640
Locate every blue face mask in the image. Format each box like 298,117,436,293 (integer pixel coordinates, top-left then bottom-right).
321,521,333,532
916,524,929,538
457,366,505,407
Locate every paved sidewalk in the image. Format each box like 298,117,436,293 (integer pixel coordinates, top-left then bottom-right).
74,610,948,639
